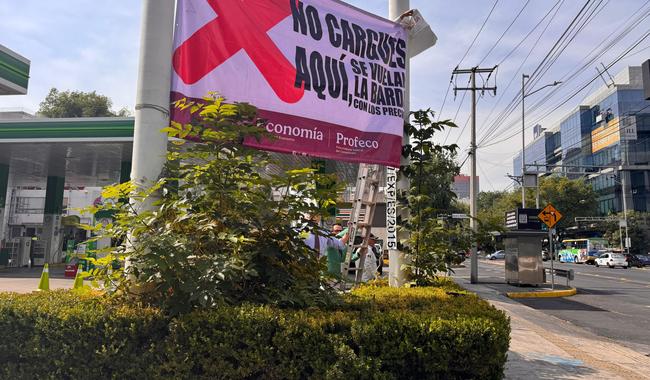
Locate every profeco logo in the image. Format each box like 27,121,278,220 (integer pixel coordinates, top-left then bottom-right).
336,133,379,149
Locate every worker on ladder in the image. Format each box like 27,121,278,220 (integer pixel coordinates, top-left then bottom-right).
304,222,350,276
349,233,381,282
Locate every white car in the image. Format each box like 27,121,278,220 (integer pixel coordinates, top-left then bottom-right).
487,250,506,260
595,253,628,268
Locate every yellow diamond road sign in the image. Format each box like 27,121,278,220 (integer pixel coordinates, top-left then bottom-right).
539,204,563,228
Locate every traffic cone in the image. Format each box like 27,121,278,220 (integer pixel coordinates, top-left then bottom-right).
73,265,84,290
36,264,50,291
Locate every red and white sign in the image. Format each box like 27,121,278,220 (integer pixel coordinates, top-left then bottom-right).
171,0,408,167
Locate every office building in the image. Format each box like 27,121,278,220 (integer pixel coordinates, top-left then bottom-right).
514,66,650,215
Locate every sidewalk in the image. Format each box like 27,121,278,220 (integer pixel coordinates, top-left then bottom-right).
454,275,650,379
0,266,73,293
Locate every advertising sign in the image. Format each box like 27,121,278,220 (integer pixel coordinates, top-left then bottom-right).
385,167,398,250
171,0,408,167
592,117,624,153
505,208,542,230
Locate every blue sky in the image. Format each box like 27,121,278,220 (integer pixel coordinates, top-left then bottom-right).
1,0,648,190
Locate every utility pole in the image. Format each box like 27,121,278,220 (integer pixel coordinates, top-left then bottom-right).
621,145,631,254
389,0,410,287
131,0,175,212
453,66,496,284
521,74,528,208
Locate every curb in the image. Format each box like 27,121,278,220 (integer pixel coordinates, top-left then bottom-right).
506,287,577,299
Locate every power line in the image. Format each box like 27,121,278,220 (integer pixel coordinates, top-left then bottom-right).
478,0,532,66
514,4,648,131
478,0,596,146
497,0,564,66
439,0,500,122
457,0,500,68
485,104,650,171
477,160,497,191
443,83,469,145
437,77,453,123
477,0,566,145
482,0,649,145
479,0,646,148
454,112,472,145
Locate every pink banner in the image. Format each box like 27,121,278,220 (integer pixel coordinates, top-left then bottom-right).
171,0,408,167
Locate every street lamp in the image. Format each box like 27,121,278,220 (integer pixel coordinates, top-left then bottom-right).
521,74,562,208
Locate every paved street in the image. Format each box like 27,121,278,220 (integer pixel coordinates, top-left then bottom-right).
0,266,73,293
466,259,650,351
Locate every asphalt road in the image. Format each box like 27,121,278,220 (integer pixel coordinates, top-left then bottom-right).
476,259,650,351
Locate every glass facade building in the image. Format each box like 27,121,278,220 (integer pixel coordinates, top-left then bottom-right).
512,130,561,177
513,66,650,216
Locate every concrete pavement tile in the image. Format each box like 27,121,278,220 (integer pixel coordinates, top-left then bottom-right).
506,315,628,380
454,276,650,380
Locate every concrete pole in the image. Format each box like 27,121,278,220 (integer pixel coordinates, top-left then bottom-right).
521,74,527,208
389,0,410,287
131,0,175,212
549,229,555,290
619,223,624,251
0,164,8,244
469,69,478,284
621,170,630,254
42,176,65,264
620,141,631,254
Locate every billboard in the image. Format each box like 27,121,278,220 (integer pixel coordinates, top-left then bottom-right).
171,0,408,167
591,117,621,153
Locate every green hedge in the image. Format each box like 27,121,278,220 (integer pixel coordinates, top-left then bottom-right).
0,280,509,379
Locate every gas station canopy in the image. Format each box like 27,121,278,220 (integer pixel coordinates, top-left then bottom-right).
0,44,30,95
0,118,134,188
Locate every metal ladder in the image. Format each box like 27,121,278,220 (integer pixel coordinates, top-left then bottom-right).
341,163,381,287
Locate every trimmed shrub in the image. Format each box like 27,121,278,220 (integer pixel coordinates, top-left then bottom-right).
0,283,509,379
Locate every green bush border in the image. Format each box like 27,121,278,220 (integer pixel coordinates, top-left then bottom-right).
0,281,509,379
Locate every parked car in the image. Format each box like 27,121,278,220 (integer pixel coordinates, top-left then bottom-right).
625,253,644,268
595,252,628,268
636,254,650,266
488,250,506,260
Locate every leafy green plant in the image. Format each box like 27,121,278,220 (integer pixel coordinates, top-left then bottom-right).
399,110,471,285
82,95,342,313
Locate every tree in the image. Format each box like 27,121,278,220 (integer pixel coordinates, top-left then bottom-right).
601,211,650,255
38,88,129,118
400,110,472,284
539,176,598,230
476,176,599,249
83,95,340,314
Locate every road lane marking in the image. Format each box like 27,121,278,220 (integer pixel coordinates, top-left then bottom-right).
610,309,636,318
572,271,650,286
